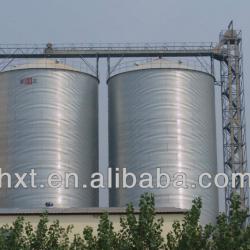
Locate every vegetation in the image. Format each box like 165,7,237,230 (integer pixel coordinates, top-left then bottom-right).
0,193,249,249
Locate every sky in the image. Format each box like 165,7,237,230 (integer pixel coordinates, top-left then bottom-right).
0,0,249,210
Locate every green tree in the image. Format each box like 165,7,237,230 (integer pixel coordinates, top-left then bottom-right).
166,198,213,250
0,193,250,250
118,193,165,250
0,217,28,250
211,194,250,250
166,194,250,250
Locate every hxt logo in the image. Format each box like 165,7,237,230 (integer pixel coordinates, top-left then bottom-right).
20,77,37,85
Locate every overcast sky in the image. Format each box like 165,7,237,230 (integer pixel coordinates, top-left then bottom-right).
0,0,249,210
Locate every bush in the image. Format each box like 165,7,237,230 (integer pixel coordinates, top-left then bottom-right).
0,193,249,250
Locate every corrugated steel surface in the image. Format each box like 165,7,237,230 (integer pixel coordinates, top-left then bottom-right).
0,66,98,208
108,67,218,224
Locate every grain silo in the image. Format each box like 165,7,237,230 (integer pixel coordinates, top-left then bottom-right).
108,59,218,224
0,60,98,208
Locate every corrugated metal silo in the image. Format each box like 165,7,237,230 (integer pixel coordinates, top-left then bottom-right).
0,60,98,208
108,60,218,224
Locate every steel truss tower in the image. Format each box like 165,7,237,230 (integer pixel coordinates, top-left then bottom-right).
219,21,248,215
0,21,248,217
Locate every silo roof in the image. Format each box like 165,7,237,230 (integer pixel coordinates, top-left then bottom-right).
6,59,79,72
108,58,214,81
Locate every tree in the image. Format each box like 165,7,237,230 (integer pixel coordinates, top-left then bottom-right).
166,198,213,250
0,193,249,249
117,193,165,249
166,194,250,250
211,195,250,250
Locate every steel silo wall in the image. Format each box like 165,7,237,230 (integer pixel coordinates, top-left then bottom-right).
0,68,98,208
108,68,218,224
